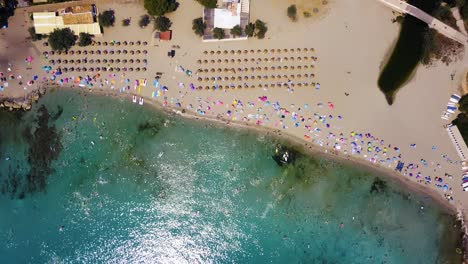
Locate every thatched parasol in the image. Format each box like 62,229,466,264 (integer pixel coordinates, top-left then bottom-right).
130,50,135,55
210,68,215,73
203,59,208,64
136,50,141,54
217,68,222,73
143,41,148,46
205,77,210,81
103,50,108,55
230,50,235,54
69,67,74,72
250,58,255,62
210,77,215,81
204,50,208,55
224,76,229,81
122,59,127,63
136,67,140,72
244,58,248,62
76,59,82,64
290,66,295,70
230,59,235,63
210,51,215,55
224,59,229,63
210,59,215,63
217,59,221,63
63,67,68,72
216,50,221,55
271,66,276,70
231,76,236,81
297,48,302,52
236,50,241,54
263,49,268,54
237,59,241,63
284,57,289,62
143,50,148,54
290,74,295,79
204,69,208,73
102,59,107,64
223,50,228,54
142,67,147,71
123,50,128,54
304,65,309,69
243,50,248,54
136,59,141,63
110,59,115,63
304,48,309,52
129,41,134,45
257,49,261,53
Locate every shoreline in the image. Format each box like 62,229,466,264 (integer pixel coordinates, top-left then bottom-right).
37,84,468,253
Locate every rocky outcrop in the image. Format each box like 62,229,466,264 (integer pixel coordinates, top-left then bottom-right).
0,87,46,111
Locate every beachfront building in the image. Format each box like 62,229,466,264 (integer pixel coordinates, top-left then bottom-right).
33,4,101,35
202,0,250,41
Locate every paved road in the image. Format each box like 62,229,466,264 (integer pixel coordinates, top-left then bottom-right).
377,0,468,46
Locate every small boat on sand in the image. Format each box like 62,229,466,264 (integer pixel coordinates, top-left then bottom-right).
132,95,137,103
139,97,144,105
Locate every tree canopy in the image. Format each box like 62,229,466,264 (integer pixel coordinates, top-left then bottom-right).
254,19,268,39
195,0,217,8
192,17,206,36
144,0,178,16
154,16,172,32
28,27,42,41
78,32,93,47
453,94,468,144
139,15,151,28
244,23,255,37
99,10,115,27
213,27,225,40
230,25,242,37
287,5,297,21
48,28,76,52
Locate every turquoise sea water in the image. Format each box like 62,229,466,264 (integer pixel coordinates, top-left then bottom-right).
0,89,462,263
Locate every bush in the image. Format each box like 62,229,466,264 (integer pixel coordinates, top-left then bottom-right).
287,5,297,21
244,22,255,37
195,0,217,8
254,19,268,39
192,17,206,36
144,0,178,16
99,10,115,27
139,15,151,28
28,27,42,41
213,27,225,40
154,16,172,31
230,25,242,37
462,3,468,19
78,32,93,47
48,28,75,52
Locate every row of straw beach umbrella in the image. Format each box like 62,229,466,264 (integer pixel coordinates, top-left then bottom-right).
194,82,317,90
196,73,315,82
45,49,148,56
49,58,147,64
202,48,315,55
196,56,318,64
58,67,147,73
196,65,315,74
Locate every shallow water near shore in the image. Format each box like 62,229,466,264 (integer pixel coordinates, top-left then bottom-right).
0,89,463,263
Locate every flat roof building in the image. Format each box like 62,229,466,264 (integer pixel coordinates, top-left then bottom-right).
33,4,101,35
202,0,250,41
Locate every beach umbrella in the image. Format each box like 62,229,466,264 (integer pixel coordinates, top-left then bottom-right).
291,66,295,70
142,67,147,71
130,50,135,55
123,50,128,54
136,50,141,54
304,48,309,52
210,59,215,63
82,67,87,71
143,50,148,54
136,67,140,72
304,65,309,69
203,50,208,55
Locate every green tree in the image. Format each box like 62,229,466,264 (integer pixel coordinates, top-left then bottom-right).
244,22,255,37
230,25,242,37
195,0,217,8
139,15,151,28
192,17,206,36
254,19,268,39
28,27,42,41
213,27,225,40
287,4,297,21
144,0,178,16
154,16,172,31
99,10,115,27
48,28,76,52
78,32,93,47
459,94,468,113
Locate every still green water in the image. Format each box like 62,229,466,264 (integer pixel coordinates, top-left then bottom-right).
0,89,462,263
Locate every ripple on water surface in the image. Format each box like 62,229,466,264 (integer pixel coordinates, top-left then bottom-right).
0,89,462,263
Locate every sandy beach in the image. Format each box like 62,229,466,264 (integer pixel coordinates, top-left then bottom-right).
1,0,468,227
